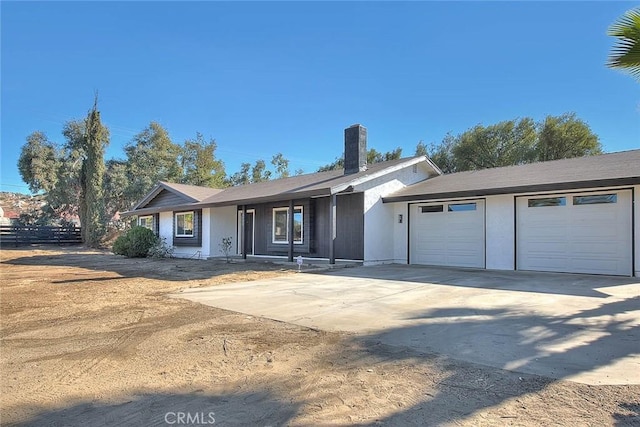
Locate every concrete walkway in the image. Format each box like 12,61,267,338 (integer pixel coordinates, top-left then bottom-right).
174,265,640,385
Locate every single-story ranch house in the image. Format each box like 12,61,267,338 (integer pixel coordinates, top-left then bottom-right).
123,124,640,277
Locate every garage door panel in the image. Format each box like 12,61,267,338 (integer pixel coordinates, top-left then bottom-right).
517,190,632,276
571,258,621,274
410,200,485,268
569,241,621,255
523,255,569,270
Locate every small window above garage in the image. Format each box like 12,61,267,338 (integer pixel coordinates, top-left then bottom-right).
420,205,444,213
448,203,477,212
528,197,566,207
573,194,617,205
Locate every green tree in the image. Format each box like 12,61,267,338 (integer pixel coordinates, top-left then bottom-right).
415,140,428,157
427,133,458,174
227,162,251,186
536,113,602,161
271,153,290,178
79,97,109,247
317,156,344,172
317,148,403,172
124,122,182,207
17,131,60,193
104,159,129,220
607,7,640,81
181,133,226,187
452,118,537,171
251,159,271,183
47,120,85,221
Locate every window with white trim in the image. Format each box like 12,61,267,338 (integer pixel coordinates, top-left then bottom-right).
272,206,303,244
175,211,194,237
138,215,153,230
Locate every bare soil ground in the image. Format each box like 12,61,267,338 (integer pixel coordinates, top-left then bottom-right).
1,247,638,426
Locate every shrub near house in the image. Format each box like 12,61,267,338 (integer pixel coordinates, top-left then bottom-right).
112,226,158,258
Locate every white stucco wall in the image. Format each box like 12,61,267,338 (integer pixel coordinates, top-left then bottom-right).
359,163,432,265
158,210,207,259
209,205,238,259
158,211,174,247
393,202,409,264
485,195,515,270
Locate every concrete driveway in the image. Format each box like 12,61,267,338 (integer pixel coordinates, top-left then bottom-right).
175,265,640,385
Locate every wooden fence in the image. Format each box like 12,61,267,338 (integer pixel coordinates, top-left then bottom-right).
0,226,82,246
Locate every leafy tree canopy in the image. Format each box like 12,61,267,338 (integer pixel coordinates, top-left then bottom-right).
181,133,226,187
317,147,403,172
424,113,601,174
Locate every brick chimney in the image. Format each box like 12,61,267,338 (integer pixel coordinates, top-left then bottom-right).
344,124,367,175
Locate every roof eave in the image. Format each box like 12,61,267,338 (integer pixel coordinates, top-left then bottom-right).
382,177,640,203
197,188,333,208
120,202,200,217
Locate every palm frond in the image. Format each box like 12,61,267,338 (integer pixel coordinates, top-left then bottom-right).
607,8,640,80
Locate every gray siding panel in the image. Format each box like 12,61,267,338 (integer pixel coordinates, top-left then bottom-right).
246,200,311,256
247,193,364,259
313,197,330,258
241,195,364,260
335,193,364,260
145,190,191,209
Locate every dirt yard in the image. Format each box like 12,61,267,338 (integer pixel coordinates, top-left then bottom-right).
1,248,638,426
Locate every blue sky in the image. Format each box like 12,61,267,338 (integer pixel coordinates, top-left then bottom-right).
2,1,638,194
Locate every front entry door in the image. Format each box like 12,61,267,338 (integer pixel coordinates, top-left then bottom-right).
238,210,255,255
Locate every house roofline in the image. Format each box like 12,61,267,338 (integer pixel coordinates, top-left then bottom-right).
130,182,200,211
124,156,439,215
330,156,439,194
382,177,640,203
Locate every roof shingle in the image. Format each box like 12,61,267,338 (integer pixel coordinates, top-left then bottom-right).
383,149,640,202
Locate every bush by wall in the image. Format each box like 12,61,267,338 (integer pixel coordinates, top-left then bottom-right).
112,226,158,258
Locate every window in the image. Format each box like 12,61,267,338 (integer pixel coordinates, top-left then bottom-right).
138,215,153,230
528,197,566,207
273,208,288,242
448,203,477,212
573,194,617,205
420,205,444,213
272,206,303,244
175,211,194,237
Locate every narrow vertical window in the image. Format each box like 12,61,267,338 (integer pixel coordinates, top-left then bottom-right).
273,208,288,243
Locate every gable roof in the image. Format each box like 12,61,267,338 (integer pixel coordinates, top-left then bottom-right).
132,181,224,211
383,149,640,203
123,156,440,216
197,156,437,207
